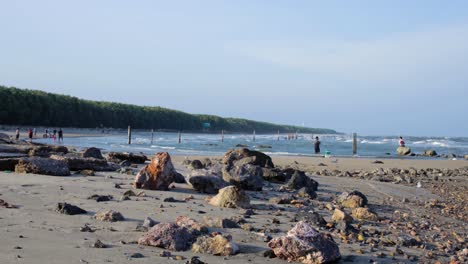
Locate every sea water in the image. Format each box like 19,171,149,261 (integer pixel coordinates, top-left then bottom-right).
35,132,468,158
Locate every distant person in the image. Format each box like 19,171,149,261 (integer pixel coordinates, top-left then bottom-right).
58,128,63,142
28,129,33,141
33,128,36,136
314,136,321,154
15,128,20,140
53,129,57,137
399,136,405,147
45,128,49,138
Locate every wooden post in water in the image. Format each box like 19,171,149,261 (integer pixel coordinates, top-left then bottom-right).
127,126,132,144
151,129,154,144
253,130,256,142
352,133,357,155
221,129,224,142
178,131,181,144
277,130,280,141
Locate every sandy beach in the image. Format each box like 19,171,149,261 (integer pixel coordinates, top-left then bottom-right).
1,147,467,264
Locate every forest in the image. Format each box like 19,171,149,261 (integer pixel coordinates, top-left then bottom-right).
0,86,337,134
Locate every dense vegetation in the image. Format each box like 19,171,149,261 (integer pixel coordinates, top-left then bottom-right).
0,86,337,134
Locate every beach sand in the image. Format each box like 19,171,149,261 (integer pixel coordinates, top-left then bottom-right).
0,155,467,264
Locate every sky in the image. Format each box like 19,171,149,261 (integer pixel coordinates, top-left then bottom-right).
1,0,467,136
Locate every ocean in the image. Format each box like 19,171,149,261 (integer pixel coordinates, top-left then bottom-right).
35,132,468,159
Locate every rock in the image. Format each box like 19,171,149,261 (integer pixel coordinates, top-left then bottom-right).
257,145,272,149
263,249,277,258
295,212,327,227
397,146,412,156
223,148,274,168
0,132,12,143
0,158,20,171
0,199,17,209
107,152,147,164
163,197,183,203
123,190,136,196
138,223,194,251
134,152,176,190
351,207,378,221
284,170,318,191
129,253,144,258
50,155,116,171
92,239,107,248
222,163,264,191
201,158,212,168
80,169,95,176
372,160,384,164
82,147,104,159
268,221,341,263
423,150,437,157
175,216,208,235
87,194,113,202
297,187,318,199
189,160,204,170
94,210,124,222
269,194,295,204
331,209,353,223
235,144,249,148
185,171,227,194
174,172,186,183
192,234,239,256
28,146,68,157
203,217,240,228
338,191,368,208
55,203,87,215
187,256,205,264
119,160,131,167
15,157,70,176
208,186,251,209
262,168,287,183
142,217,158,229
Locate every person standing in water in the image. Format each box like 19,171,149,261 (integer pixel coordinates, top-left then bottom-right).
28,128,33,141
314,136,321,154
58,128,63,142
15,128,20,140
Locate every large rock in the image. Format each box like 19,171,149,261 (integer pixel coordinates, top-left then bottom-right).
0,158,20,171
94,210,124,222
107,152,147,164
331,209,352,223
28,145,68,157
0,133,12,144
397,146,412,156
262,167,287,183
138,223,194,251
284,171,318,191
423,150,437,157
82,147,104,159
50,155,117,171
222,164,264,191
55,203,87,215
192,234,239,256
175,216,208,235
337,191,368,208
188,160,204,170
208,186,250,209
268,221,341,264
15,157,70,176
223,148,274,168
134,152,176,190
185,170,227,194
351,207,378,221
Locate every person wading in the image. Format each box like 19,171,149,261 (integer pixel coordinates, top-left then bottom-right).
314,136,321,154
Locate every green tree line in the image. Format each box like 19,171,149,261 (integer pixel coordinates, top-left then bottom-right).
0,86,337,134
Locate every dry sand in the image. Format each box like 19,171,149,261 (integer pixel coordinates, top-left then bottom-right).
0,155,467,264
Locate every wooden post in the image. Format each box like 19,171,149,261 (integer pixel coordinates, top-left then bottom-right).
352,133,357,155
221,129,224,142
178,131,181,144
277,130,280,141
127,125,131,144
253,130,256,141
151,129,154,144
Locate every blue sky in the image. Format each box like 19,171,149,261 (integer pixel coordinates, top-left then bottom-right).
1,1,467,136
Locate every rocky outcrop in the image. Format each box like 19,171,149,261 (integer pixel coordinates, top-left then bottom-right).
107,152,147,164
134,152,176,190
262,167,287,183
50,155,118,171
338,191,368,208
423,150,437,157
82,147,104,159
397,146,412,156
283,170,318,192
185,170,226,194
208,186,250,209
15,157,70,176
28,145,68,157
192,234,239,256
268,221,341,264
222,163,263,191
0,158,20,171
223,148,274,168
138,223,194,251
